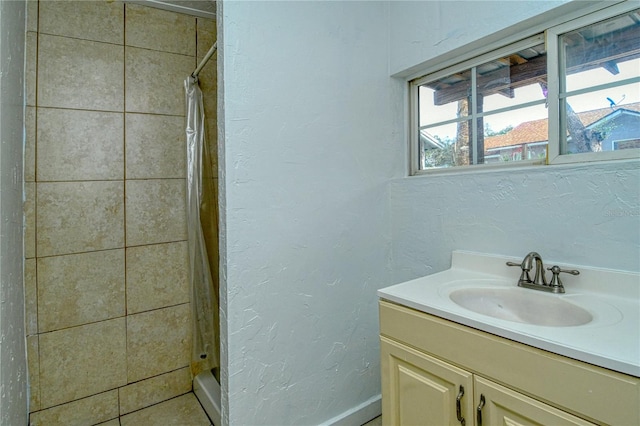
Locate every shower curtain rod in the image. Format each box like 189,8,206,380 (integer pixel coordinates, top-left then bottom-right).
192,42,218,78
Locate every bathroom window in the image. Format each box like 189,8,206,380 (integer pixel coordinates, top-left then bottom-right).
410,1,640,174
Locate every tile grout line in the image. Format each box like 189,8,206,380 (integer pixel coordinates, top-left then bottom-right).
32,0,41,417
122,2,128,420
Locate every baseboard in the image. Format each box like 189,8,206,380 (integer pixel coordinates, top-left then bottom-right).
321,394,381,426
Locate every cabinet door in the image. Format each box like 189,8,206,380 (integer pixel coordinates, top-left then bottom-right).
474,376,596,426
381,336,473,426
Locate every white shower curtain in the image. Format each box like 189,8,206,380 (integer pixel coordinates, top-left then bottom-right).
185,76,219,376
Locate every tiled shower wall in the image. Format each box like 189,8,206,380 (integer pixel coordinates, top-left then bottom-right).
24,1,217,424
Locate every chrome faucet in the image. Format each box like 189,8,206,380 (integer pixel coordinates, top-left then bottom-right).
507,252,579,294
524,252,547,286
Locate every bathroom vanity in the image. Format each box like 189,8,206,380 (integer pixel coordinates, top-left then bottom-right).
378,251,640,425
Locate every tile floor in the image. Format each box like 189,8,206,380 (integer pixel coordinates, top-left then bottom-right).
116,392,211,425
112,392,381,426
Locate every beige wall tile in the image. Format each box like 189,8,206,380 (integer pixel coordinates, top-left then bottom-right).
203,101,218,178
24,182,36,259
30,390,118,426
37,108,124,181
120,393,209,426
125,113,185,179
196,18,218,178
27,335,40,413
196,18,216,61
203,80,217,125
24,259,38,336
127,304,191,382
126,242,189,314
198,60,217,179
118,367,191,415
125,179,186,247
38,34,124,111
200,93,216,130
125,4,195,56
25,106,35,182
26,32,37,107
95,419,121,426
125,47,194,116
37,181,124,257
37,249,125,332
39,0,124,45
196,59,216,126
26,0,38,33
200,61,217,114
39,319,126,408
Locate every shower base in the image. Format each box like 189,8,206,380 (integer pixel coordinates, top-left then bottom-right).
194,369,222,426
194,369,382,425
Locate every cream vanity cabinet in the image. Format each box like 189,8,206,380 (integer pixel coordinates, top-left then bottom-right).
380,300,640,426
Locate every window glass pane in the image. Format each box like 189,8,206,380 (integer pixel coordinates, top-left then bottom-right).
419,72,471,130
563,10,640,93
417,40,549,170
483,104,549,164
563,89,640,154
478,43,547,113
566,58,640,94
421,121,470,169
560,9,640,155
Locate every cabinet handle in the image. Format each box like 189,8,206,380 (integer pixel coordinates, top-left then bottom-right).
455,385,465,426
476,394,486,426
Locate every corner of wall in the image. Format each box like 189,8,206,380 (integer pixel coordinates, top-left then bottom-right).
0,0,28,423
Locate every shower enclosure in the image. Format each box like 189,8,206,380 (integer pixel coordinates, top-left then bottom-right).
185,42,221,426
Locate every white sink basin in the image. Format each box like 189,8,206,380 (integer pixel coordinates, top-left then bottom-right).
449,287,593,326
378,250,639,376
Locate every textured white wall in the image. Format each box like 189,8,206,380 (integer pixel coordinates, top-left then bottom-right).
0,0,28,423
389,0,570,77
390,162,640,284
388,0,640,282
219,1,402,424
219,1,639,424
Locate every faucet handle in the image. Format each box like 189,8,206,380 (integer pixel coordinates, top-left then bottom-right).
547,265,580,293
506,261,532,283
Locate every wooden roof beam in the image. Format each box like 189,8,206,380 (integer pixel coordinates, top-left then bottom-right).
427,23,639,106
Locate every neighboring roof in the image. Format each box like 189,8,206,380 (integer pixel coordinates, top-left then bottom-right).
420,130,445,150
484,118,548,149
584,105,640,129
484,102,640,150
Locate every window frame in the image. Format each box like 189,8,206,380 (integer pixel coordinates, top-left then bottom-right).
546,1,640,165
408,0,639,176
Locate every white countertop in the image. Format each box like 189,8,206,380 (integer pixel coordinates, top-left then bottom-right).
378,251,640,377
